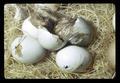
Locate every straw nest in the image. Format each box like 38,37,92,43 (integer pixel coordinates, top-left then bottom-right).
4,4,115,79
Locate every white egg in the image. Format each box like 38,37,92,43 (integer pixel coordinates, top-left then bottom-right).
38,26,67,51
22,17,38,39
14,4,28,21
11,35,46,64
70,17,95,46
112,13,115,32
107,41,115,70
56,45,92,72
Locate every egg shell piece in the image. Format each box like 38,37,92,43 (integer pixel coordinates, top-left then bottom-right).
11,36,46,64
22,17,38,39
38,28,66,51
72,17,94,46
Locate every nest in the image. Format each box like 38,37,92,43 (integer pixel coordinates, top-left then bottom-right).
4,4,115,79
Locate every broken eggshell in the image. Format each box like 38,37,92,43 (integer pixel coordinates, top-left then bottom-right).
38,26,67,51
54,17,95,46
22,16,66,51
11,35,46,64
56,45,92,72
22,8,55,39
22,17,39,39
70,17,94,46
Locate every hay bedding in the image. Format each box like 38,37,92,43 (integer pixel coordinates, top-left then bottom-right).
4,4,115,79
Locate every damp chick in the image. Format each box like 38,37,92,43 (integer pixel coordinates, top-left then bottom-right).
27,5,57,33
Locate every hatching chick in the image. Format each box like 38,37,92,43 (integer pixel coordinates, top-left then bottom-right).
27,5,58,33
27,4,70,34
54,16,77,40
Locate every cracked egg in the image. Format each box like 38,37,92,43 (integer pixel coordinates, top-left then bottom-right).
11,35,46,64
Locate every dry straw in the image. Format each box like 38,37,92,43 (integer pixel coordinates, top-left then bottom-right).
4,4,115,79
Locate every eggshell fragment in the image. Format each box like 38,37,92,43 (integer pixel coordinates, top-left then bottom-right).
22,17,38,39
54,17,95,46
70,17,95,46
38,27,67,51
